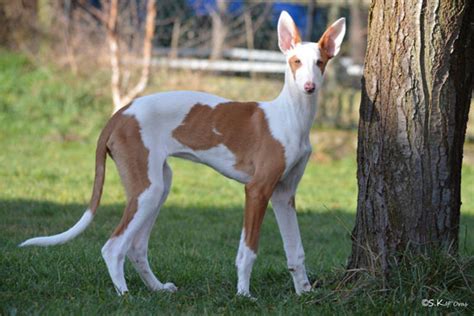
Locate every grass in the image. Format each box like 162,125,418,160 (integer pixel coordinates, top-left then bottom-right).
0,50,473,314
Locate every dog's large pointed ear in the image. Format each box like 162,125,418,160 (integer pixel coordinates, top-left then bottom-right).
278,11,301,54
318,18,346,58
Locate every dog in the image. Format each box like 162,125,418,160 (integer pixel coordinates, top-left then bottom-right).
20,11,345,297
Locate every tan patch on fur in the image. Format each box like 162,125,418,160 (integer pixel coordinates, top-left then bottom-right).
172,102,284,176
89,105,131,214
243,175,282,251
316,45,330,74
104,107,151,237
317,24,337,73
172,102,286,252
289,55,302,79
319,24,335,57
294,29,301,46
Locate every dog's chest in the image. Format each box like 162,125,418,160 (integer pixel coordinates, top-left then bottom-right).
281,136,311,177
261,104,312,176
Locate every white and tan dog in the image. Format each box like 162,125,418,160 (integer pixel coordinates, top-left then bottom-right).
20,11,345,297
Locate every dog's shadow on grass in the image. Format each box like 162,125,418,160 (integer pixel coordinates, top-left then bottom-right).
0,198,355,289
2,198,473,300
1,198,356,255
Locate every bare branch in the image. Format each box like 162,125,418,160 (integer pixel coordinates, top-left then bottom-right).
76,0,108,25
107,0,122,111
227,4,271,48
169,17,181,59
118,0,156,110
252,3,272,32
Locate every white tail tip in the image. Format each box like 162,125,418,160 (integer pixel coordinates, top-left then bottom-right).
19,210,94,247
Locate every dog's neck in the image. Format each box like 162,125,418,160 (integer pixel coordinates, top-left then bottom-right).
269,68,319,138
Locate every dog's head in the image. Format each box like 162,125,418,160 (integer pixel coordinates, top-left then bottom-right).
277,11,346,95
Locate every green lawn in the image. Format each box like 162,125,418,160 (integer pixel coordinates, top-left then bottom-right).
1,51,473,314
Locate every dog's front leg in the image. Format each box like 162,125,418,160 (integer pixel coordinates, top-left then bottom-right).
235,179,276,298
270,152,312,295
271,187,311,295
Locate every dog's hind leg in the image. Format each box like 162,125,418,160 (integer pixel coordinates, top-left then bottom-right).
100,115,173,295
127,161,177,292
101,198,138,295
102,169,168,295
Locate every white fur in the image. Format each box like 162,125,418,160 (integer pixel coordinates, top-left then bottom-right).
277,12,346,96
289,43,325,94
271,151,312,295
278,11,300,53
101,162,176,295
193,145,251,183
235,229,257,297
212,127,223,136
261,86,315,176
19,11,345,298
19,210,93,247
324,18,346,57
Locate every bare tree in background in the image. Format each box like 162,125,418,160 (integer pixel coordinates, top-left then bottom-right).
304,0,315,41
347,0,474,280
210,0,227,60
226,3,271,49
349,0,365,65
107,0,156,113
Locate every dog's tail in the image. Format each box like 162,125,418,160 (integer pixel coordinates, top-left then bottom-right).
19,117,113,247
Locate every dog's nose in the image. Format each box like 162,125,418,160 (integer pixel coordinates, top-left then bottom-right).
304,82,316,94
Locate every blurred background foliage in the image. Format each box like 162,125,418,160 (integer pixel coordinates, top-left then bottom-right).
0,0,472,147
0,1,367,125
1,3,473,313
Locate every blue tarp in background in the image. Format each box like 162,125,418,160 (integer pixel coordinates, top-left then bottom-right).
186,0,329,40
187,0,244,16
271,3,307,37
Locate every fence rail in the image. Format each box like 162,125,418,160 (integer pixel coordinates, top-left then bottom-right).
149,57,286,73
154,47,285,62
142,48,364,75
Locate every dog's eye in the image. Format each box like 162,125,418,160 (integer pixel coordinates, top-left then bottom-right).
316,60,324,67
293,59,301,64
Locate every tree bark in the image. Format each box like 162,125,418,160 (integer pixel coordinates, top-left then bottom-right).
348,0,474,278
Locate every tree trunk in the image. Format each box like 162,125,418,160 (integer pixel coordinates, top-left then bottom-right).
348,0,474,278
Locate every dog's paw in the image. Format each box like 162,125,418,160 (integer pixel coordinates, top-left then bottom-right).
236,291,257,301
295,282,313,296
116,288,129,296
302,281,312,292
162,282,178,292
